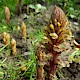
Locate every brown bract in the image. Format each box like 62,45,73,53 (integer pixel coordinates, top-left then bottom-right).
51,5,69,29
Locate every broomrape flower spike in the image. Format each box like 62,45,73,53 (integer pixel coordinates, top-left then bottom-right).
3,32,7,44
21,22,27,40
36,5,72,80
4,6,10,25
11,38,17,56
3,32,10,47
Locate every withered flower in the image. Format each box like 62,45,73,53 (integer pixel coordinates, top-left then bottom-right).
49,33,58,39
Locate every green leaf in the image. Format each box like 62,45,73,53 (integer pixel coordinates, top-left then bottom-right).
69,7,74,11
70,14,75,18
29,4,35,9
68,50,80,62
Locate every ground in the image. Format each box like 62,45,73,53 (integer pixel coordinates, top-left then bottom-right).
0,5,80,80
